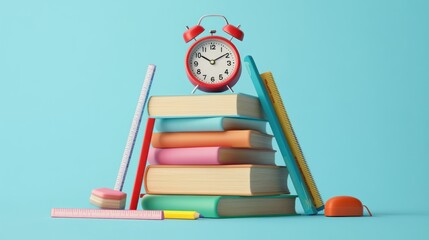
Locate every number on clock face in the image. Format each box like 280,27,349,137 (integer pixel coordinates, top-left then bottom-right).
188,39,236,84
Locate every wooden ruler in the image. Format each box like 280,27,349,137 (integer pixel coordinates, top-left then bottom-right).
244,55,323,214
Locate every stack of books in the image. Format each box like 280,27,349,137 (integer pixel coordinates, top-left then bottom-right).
141,93,297,218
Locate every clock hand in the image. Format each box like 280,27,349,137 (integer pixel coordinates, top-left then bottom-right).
201,55,211,62
213,53,229,62
201,55,215,65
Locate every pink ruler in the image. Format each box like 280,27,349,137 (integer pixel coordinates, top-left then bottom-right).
51,208,164,220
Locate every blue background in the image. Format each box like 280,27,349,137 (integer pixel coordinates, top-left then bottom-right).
1,0,428,239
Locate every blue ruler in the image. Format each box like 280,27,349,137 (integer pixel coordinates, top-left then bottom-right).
244,55,323,214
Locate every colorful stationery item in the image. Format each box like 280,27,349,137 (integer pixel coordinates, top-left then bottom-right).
51,208,201,220
244,55,323,214
325,196,372,217
90,65,155,209
129,118,156,210
51,208,164,220
164,210,201,220
90,188,126,209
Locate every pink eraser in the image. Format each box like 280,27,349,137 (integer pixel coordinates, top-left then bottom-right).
91,188,126,200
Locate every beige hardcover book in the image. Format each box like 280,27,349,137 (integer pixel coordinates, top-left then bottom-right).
144,165,289,196
147,93,264,119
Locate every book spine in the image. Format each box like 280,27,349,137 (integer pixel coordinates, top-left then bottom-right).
147,94,263,119
151,131,254,148
155,118,224,132
148,147,221,165
143,165,288,196
141,195,222,218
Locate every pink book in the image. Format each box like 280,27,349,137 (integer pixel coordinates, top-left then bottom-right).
148,147,275,165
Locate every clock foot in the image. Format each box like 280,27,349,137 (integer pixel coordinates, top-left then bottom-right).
227,85,234,93
191,85,199,94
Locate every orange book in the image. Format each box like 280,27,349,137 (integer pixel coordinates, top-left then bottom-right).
151,130,273,149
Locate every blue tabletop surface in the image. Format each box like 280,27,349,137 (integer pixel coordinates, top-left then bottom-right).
1,1,428,239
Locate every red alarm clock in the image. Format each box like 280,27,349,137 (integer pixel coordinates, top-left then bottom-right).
183,15,244,93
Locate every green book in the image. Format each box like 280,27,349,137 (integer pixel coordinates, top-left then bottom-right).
141,194,297,218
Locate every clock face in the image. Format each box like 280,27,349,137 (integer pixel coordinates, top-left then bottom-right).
186,37,239,86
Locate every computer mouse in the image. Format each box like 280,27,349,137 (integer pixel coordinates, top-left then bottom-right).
324,196,372,217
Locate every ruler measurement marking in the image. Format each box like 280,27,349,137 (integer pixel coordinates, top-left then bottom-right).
114,65,156,191
244,56,323,214
51,208,164,220
260,72,323,209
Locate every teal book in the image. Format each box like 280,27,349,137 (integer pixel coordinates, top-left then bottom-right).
141,194,297,218
244,56,323,214
155,117,267,133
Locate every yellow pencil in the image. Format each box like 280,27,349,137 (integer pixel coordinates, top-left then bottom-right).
163,210,201,220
